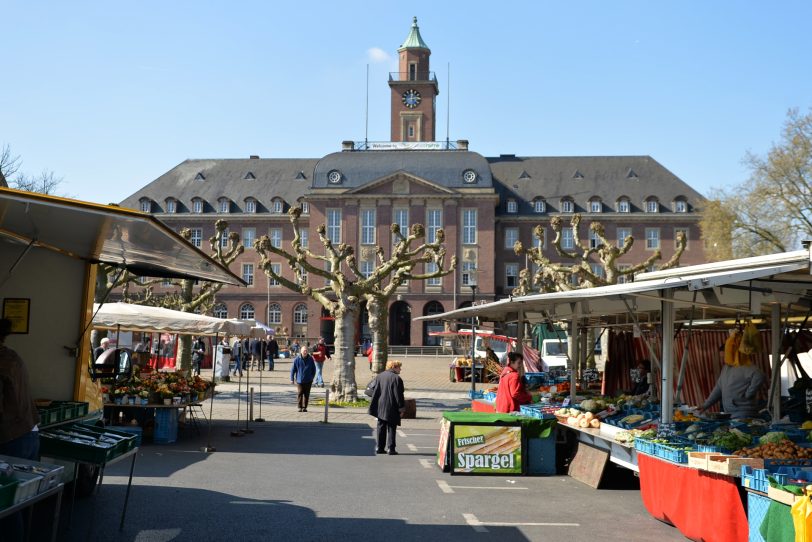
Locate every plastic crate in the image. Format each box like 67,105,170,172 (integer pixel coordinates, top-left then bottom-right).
52,401,78,421
38,430,117,464
111,426,143,447
0,476,20,510
10,471,42,505
747,491,770,542
0,455,64,493
67,401,89,418
741,465,769,493
634,437,658,455
37,406,61,426
154,408,178,444
654,441,695,464
71,424,137,455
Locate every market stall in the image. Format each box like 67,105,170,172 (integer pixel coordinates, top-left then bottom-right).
417,247,812,540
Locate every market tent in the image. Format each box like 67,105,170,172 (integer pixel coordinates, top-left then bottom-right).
0,187,245,285
92,303,251,336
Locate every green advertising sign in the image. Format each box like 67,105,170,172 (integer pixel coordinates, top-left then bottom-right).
452,424,522,474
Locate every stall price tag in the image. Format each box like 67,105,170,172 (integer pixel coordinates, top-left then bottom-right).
562,397,570,407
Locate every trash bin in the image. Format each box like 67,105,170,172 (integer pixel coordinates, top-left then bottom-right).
214,345,231,380
527,436,556,475
402,398,417,419
454,366,465,382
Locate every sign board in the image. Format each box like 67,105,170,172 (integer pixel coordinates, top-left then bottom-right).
451,424,522,474
367,141,446,151
437,418,451,471
568,441,609,488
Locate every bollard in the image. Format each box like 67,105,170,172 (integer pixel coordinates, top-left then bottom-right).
249,387,254,420
323,388,329,424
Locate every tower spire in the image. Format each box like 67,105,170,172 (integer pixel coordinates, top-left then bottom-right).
399,16,430,51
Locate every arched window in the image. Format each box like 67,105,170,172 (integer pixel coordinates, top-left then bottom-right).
645,197,659,213
272,199,284,214
165,198,177,213
192,198,204,214
589,197,602,213
213,303,228,319
423,301,445,346
560,198,574,213
293,303,308,324
245,198,257,213
267,303,282,324
617,197,631,213
218,198,230,214
674,198,688,213
239,303,255,320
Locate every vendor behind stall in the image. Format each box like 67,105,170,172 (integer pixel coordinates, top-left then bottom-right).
700,333,766,419
495,352,532,413
0,318,39,460
628,359,651,396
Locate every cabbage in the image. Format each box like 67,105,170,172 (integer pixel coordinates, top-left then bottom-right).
759,431,789,444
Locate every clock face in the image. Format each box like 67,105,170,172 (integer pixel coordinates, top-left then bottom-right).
463,169,477,184
402,89,422,109
327,170,342,184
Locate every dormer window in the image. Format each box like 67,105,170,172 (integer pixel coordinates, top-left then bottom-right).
166,199,177,214
139,199,152,213
674,198,688,213
272,199,284,214
645,198,659,213
192,198,203,214
617,198,631,213
589,198,602,213
244,172,256,180
245,198,257,213
299,200,310,214
194,172,205,181
560,198,574,213
218,198,230,214
506,199,518,213
533,198,546,213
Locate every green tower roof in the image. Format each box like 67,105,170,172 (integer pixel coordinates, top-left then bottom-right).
399,16,430,52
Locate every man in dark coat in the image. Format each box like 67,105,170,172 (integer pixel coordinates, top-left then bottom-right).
250,337,265,370
267,336,278,371
191,336,206,376
368,360,405,455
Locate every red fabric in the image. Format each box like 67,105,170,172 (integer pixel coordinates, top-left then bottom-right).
471,399,496,413
315,343,330,361
638,454,747,542
494,366,532,413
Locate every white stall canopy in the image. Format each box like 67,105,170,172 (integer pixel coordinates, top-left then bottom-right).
0,187,245,285
92,303,251,336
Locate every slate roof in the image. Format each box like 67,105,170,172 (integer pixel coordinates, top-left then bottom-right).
313,151,493,189
120,158,318,213
488,155,705,214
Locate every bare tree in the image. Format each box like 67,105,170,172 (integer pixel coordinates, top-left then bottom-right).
0,144,22,187
254,207,454,400
12,170,65,195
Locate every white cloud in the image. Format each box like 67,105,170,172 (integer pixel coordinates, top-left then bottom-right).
367,47,391,63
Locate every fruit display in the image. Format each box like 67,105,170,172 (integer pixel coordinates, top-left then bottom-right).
733,440,812,460
673,410,700,422
559,410,601,429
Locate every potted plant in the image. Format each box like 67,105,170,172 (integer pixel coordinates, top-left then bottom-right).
138,389,150,405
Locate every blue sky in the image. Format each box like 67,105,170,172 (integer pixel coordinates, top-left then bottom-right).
3,1,811,204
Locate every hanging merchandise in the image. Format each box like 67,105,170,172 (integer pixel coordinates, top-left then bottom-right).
790,491,812,542
739,321,763,356
724,331,743,366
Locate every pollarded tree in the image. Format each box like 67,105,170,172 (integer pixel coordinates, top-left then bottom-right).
254,207,455,400
95,219,243,373
363,224,456,374
513,214,686,294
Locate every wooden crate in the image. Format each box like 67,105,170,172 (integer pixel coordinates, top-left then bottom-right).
687,451,716,470
706,454,763,476
767,485,802,506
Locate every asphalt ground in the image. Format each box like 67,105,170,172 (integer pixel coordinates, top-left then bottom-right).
56,355,689,542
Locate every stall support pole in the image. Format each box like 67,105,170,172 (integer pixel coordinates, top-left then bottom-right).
517,309,525,356
202,333,219,452
770,303,782,422
569,306,580,403
661,289,675,424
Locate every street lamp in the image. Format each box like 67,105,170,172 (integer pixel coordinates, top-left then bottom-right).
469,282,478,394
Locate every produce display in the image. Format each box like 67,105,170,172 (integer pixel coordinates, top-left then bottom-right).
732,439,812,460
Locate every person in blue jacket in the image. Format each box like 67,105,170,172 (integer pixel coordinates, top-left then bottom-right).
290,346,316,412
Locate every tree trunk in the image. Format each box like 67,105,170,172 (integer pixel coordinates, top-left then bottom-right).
176,279,194,374
367,296,388,374
331,309,360,402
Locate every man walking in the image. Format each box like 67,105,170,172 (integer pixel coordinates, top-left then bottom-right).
367,360,405,455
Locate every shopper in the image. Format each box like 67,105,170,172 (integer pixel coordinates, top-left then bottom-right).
290,346,316,412
231,337,243,377
495,351,532,413
267,335,278,371
250,336,265,371
367,360,405,455
93,337,111,361
313,337,331,388
191,336,206,376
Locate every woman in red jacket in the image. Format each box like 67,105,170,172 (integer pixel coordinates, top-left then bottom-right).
495,352,532,413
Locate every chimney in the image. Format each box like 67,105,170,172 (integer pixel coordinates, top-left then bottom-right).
341,141,355,152
456,140,469,151
249,155,260,159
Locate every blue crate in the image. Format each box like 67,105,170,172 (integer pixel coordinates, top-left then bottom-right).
483,391,496,402
468,390,485,399
634,437,658,455
527,436,556,475
741,465,769,493
154,409,178,444
653,441,695,464
747,491,770,542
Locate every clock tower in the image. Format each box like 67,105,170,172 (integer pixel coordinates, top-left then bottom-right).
389,17,439,142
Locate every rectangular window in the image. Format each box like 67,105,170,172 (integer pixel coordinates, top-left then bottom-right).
326,209,341,244
561,228,574,250
193,200,203,213
461,261,477,286
646,228,660,250
269,228,282,249
361,208,376,245
242,263,254,286
219,200,230,213
297,266,308,286
220,227,229,248
393,208,409,246
506,263,518,288
300,229,309,248
190,228,202,248
361,260,374,278
408,125,415,138
506,200,518,213
426,262,441,286
162,278,172,287
426,208,442,243
270,263,281,286
618,199,630,213
166,200,176,213
242,228,256,248
590,200,602,213
300,202,310,214
589,263,604,278
675,227,689,249
561,200,574,213
617,264,632,284
535,227,546,249
617,227,631,248
646,200,659,213
462,209,477,245
409,63,416,81
589,230,600,249
534,200,545,213
245,199,256,213
504,228,518,249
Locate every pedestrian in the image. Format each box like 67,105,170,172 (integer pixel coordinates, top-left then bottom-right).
231,337,243,377
191,336,206,376
495,352,532,413
291,339,301,357
290,346,316,412
241,337,250,371
94,337,110,361
0,319,40,542
367,360,405,455
267,335,278,371
313,337,331,388
250,336,264,371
